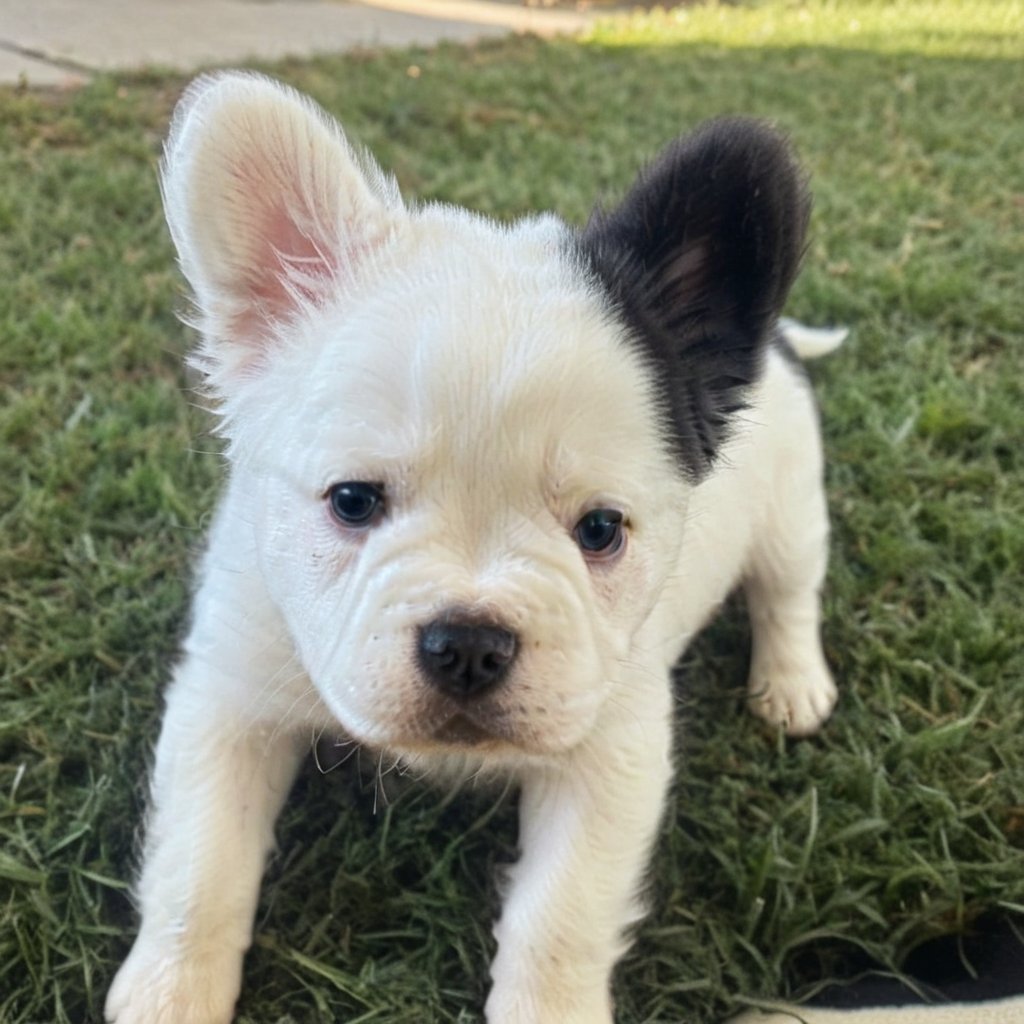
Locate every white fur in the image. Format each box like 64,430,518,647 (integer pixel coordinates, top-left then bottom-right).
107,73,840,1024
779,317,849,360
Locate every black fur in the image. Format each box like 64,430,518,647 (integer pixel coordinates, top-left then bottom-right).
577,117,811,478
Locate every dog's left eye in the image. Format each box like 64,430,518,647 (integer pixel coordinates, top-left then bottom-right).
574,508,625,559
328,481,385,528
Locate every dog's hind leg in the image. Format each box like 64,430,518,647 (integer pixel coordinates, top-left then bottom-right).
743,371,838,737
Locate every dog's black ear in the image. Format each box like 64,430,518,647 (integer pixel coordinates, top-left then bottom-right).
579,117,810,477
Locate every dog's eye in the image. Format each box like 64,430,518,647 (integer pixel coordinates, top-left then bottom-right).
328,481,385,528
574,508,625,559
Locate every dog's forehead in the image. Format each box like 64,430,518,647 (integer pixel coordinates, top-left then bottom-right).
318,210,670,492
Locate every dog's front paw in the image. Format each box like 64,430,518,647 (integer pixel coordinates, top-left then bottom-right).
105,940,242,1024
486,994,613,1024
747,642,837,737
485,975,613,1024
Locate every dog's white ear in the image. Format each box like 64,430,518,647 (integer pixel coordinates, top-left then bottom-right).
162,72,402,378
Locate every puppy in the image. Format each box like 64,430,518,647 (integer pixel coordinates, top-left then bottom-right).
106,72,842,1024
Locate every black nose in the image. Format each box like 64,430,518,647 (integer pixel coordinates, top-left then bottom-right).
418,618,519,698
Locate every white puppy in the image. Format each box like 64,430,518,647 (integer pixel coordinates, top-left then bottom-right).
106,72,843,1024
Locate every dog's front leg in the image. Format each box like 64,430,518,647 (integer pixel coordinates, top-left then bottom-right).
105,656,305,1024
486,671,673,1024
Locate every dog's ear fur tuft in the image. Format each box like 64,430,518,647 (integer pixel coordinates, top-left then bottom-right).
162,72,402,382
579,117,810,477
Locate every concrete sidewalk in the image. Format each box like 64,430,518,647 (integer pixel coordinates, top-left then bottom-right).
0,0,593,88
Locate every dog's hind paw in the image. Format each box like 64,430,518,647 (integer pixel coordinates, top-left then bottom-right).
747,644,837,737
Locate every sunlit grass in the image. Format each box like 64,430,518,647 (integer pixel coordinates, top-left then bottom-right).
592,0,1024,58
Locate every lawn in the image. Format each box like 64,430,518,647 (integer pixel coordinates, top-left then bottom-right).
1,1,1023,1021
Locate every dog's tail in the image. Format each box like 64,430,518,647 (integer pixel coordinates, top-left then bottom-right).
779,317,848,360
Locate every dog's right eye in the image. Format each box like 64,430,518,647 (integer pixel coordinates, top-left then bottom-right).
574,508,625,560
328,482,385,528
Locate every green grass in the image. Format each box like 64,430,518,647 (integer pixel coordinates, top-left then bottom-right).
2,1,1023,1021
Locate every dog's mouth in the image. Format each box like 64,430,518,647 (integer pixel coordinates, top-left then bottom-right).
432,712,498,747
324,695,517,754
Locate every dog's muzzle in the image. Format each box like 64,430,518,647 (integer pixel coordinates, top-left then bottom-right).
417,616,519,699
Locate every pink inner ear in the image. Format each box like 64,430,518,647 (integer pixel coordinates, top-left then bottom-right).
663,239,710,296
215,151,386,350
249,203,338,315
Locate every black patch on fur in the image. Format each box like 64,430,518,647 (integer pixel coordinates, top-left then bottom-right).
577,117,811,478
